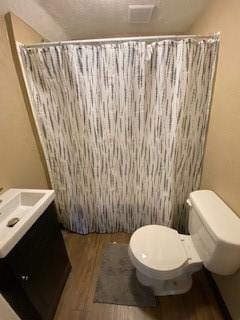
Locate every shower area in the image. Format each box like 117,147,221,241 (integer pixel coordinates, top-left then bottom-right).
18,34,219,234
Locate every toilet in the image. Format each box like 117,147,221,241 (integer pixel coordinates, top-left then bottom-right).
128,190,240,296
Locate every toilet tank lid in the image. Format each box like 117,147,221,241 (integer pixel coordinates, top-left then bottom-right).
189,190,240,246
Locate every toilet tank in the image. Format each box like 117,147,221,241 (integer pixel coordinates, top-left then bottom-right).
188,190,240,275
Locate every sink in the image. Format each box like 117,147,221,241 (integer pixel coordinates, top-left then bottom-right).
0,189,55,258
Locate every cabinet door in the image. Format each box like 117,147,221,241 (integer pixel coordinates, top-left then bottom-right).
6,204,71,320
0,260,42,320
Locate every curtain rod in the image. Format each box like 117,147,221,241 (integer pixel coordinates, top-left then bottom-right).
20,34,219,49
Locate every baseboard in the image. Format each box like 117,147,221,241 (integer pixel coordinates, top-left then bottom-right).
204,269,232,320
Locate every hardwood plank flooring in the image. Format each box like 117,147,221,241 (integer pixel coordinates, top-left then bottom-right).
54,232,225,320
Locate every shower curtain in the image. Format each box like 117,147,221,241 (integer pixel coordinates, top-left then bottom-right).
20,36,219,233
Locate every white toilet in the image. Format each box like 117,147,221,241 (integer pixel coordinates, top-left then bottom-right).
128,190,240,296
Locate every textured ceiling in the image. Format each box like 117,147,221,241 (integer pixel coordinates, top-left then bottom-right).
0,0,209,41
36,0,209,39
0,0,68,40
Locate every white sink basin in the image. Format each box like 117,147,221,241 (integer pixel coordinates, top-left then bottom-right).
0,188,55,258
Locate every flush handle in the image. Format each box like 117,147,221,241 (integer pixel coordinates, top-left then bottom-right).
186,199,192,207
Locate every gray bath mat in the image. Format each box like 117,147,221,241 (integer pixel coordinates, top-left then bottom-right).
94,243,158,307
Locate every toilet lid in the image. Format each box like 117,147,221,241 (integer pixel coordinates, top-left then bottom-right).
129,225,188,271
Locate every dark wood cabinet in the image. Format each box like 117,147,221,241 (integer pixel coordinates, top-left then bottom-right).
0,203,71,320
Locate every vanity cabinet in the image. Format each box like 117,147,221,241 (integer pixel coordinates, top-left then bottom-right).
0,203,71,320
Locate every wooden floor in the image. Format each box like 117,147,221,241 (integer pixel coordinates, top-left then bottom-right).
54,232,225,320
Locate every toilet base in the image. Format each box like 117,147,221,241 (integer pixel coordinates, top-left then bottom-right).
136,270,193,296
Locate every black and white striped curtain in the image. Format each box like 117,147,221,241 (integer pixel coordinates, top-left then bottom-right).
20,37,219,233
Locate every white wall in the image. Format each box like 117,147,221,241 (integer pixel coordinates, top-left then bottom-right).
0,15,48,189
189,1,240,319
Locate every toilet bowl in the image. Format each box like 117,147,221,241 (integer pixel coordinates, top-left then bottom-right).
129,190,240,296
129,225,202,295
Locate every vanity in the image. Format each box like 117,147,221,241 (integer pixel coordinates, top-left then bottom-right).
0,189,71,320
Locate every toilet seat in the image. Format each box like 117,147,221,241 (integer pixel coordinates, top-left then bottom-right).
129,225,189,280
